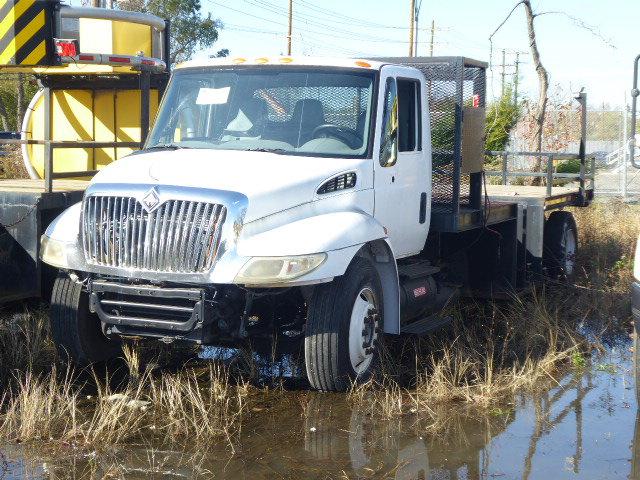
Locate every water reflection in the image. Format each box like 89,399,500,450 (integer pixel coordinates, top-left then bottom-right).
0,346,637,479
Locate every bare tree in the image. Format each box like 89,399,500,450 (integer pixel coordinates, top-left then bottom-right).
522,1,548,157
490,1,548,182
490,1,615,184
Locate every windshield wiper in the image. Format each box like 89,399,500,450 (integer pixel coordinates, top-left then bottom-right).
245,148,286,154
144,143,189,151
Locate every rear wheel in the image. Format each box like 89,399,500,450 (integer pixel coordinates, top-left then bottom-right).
50,272,122,366
543,211,578,281
304,257,382,392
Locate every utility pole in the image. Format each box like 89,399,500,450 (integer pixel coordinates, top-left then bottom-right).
287,0,293,55
513,52,520,105
500,49,506,97
409,0,415,57
413,0,423,57
623,102,629,199
429,19,435,56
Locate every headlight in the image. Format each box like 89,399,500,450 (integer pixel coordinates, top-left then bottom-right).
235,253,327,285
40,235,71,269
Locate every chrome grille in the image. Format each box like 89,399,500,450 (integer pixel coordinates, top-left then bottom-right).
82,195,226,273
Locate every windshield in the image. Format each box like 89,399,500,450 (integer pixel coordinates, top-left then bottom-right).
145,67,375,157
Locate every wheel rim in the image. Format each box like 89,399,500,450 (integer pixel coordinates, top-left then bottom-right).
348,287,379,376
561,226,577,275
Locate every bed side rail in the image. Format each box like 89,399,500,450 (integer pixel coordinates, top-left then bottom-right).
485,150,596,203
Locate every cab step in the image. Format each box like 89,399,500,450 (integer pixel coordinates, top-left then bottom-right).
397,261,440,279
400,314,452,336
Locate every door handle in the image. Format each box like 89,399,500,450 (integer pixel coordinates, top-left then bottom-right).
419,192,427,224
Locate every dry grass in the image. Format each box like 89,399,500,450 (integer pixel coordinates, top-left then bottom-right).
350,290,582,420
350,201,639,421
0,363,249,449
0,308,55,389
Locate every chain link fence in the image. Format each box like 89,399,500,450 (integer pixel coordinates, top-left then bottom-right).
505,106,640,198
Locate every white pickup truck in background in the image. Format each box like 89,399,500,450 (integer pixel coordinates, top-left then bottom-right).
40,56,593,391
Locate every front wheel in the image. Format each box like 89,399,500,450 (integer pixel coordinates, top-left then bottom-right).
304,257,383,392
50,272,122,366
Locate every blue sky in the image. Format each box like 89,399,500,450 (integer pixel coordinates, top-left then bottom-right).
194,0,639,108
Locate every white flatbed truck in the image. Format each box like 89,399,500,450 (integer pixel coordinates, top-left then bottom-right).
39,55,594,391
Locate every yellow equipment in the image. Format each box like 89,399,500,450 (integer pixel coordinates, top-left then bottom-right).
0,2,169,183
0,3,169,304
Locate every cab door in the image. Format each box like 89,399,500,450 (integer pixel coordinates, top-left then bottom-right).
373,66,430,257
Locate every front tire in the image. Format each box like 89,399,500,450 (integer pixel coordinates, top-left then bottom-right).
50,272,122,366
304,257,382,392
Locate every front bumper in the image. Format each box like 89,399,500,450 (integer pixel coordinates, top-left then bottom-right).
88,278,213,342
632,281,640,321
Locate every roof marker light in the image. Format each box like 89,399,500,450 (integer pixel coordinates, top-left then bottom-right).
232,57,246,64
354,60,371,68
255,57,269,64
279,57,293,63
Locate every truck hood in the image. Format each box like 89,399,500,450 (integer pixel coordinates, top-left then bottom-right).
89,149,367,223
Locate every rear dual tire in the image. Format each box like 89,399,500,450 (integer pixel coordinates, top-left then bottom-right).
544,211,578,281
304,257,383,392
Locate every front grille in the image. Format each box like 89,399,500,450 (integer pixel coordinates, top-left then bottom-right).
82,195,226,273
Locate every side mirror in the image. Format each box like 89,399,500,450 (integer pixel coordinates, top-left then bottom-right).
380,97,398,167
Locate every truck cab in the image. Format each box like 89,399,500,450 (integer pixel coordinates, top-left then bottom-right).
40,56,586,391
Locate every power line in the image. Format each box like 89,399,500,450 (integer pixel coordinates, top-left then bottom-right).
295,0,419,30
255,0,436,32
208,1,288,28
212,0,456,57
242,0,413,44
224,23,282,35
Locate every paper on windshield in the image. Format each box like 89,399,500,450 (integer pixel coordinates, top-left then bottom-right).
196,87,230,105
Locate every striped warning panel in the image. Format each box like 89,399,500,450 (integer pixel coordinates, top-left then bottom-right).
0,0,54,66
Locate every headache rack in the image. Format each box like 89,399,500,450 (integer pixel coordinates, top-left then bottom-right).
377,57,495,232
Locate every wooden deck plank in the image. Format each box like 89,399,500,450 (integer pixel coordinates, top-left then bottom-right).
0,179,89,193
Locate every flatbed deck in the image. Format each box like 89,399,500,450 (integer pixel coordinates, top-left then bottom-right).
0,179,88,302
0,179,89,193
485,184,593,210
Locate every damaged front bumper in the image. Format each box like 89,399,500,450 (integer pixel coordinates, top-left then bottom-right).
87,278,239,344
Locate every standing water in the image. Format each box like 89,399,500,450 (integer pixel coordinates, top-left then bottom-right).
0,337,637,480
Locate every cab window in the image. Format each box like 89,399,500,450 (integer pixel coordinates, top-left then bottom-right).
397,79,421,152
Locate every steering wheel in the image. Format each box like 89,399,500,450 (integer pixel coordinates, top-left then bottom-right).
311,124,363,149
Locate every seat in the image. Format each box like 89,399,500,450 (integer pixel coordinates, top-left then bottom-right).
289,99,325,146
226,98,269,135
